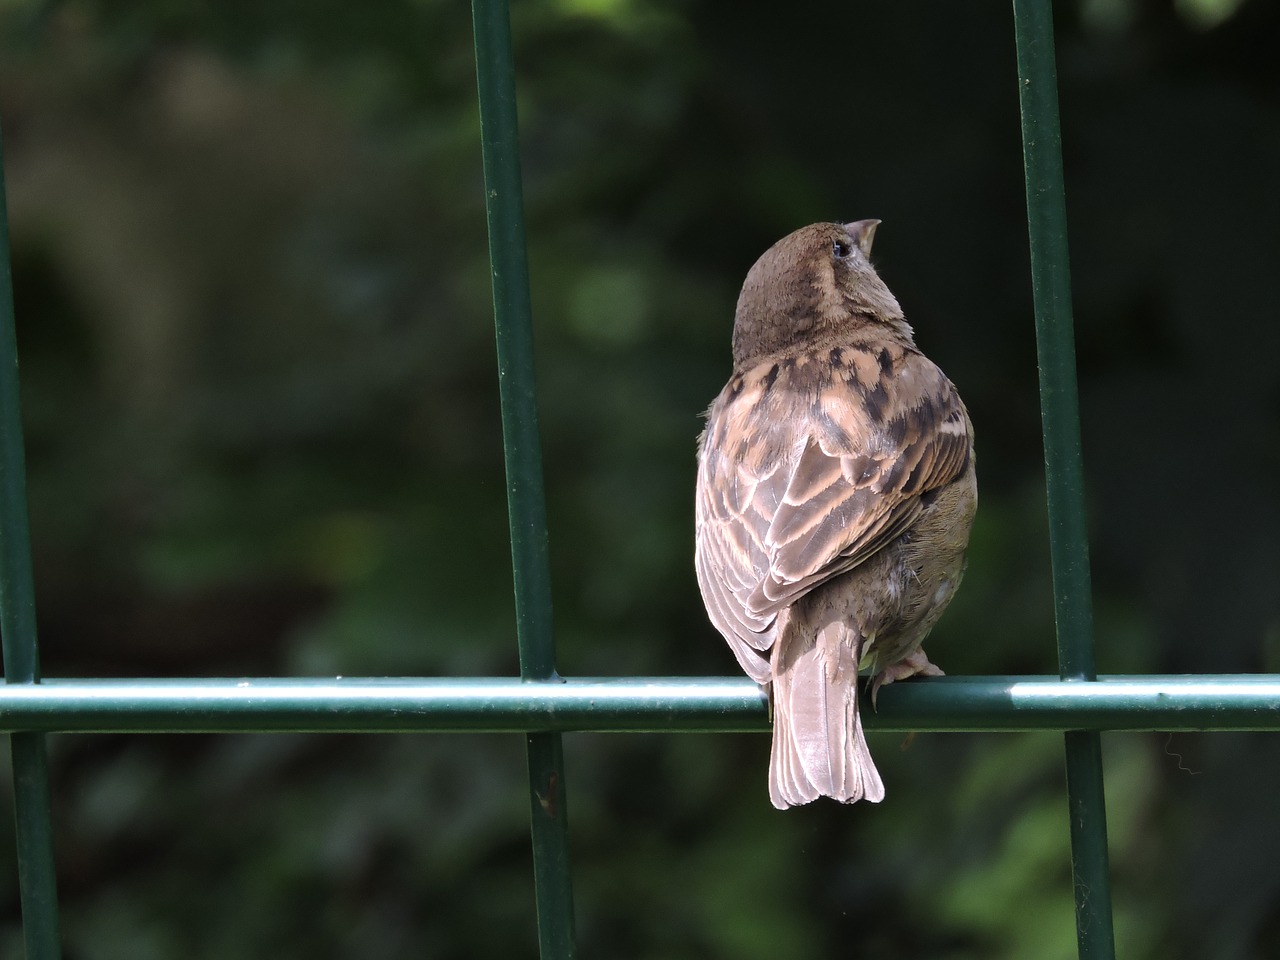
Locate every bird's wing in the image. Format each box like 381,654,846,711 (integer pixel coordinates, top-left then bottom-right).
695,346,971,669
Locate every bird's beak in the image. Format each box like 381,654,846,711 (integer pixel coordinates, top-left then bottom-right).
843,219,881,257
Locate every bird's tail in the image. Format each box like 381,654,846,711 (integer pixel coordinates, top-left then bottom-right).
768,624,884,809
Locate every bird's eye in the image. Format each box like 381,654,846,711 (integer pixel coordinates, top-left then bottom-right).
832,238,852,259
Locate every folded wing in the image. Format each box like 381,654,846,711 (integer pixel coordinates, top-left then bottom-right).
695,346,971,675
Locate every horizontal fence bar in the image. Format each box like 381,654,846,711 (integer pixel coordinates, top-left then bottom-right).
0,676,1276,734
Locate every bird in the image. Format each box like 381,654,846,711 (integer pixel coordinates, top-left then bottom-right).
694,220,977,809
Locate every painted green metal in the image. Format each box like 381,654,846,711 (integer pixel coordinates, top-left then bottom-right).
1014,0,1097,684
471,1,554,686
6,736,60,960
0,675,1277,733
470,0,576,955
1063,730,1113,955
1013,2,1116,958
0,243,61,948
0,123,64,960
0,136,38,686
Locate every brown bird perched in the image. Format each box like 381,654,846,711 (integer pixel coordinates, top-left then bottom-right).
695,220,977,809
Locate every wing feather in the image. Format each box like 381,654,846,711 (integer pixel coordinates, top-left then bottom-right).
695,344,972,662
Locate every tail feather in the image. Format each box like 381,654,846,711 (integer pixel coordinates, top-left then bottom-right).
768,628,885,809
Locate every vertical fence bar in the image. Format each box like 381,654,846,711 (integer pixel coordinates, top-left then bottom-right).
469,2,577,957
0,125,64,960
1012,3,1116,959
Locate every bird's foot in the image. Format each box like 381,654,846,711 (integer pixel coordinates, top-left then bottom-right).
870,649,944,709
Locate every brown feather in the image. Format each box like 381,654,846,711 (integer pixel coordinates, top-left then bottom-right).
695,221,977,808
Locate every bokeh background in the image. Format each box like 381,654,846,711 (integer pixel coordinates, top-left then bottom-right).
1,0,1278,957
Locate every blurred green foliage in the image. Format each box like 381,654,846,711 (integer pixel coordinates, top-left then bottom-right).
1,0,1278,957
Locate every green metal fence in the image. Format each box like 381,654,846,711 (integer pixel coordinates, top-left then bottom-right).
1,2,1277,959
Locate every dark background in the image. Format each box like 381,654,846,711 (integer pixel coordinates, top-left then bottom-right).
1,0,1278,957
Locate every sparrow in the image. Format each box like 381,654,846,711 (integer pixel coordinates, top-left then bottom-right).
695,220,977,809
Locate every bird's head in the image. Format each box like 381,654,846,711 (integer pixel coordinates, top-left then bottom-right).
731,220,912,369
